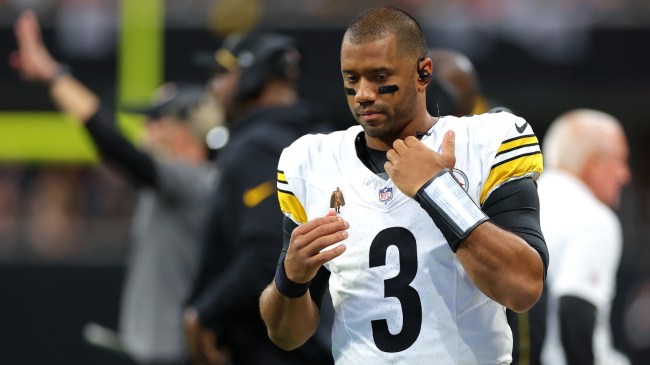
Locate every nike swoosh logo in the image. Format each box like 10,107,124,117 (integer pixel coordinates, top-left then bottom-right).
243,181,276,208
515,121,528,134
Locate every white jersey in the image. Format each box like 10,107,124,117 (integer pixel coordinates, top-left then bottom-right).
539,170,629,365
277,112,543,365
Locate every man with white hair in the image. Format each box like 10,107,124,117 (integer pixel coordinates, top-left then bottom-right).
539,109,631,365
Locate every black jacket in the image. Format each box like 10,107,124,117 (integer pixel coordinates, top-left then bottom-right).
189,102,334,365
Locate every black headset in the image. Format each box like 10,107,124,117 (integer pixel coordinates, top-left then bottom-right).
417,56,432,82
419,55,461,117
234,34,301,101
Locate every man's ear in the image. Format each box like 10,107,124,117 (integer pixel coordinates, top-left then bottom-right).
579,152,601,186
417,57,433,87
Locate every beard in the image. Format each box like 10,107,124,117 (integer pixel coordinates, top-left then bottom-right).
351,82,418,140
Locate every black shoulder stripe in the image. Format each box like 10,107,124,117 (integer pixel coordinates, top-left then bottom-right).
500,133,536,145
491,151,542,170
494,142,540,158
277,188,295,196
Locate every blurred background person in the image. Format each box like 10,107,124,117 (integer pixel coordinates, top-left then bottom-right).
183,31,335,365
10,10,223,365
0,169,20,257
536,109,631,365
623,279,650,364
426,47,487,118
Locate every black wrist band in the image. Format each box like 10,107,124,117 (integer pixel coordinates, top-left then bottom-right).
274,256,311,298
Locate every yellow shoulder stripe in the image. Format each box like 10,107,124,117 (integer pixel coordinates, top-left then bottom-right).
278,189,308,224
277,170,307,223
277,170,287,183
497,135,539,154
480,153,543,204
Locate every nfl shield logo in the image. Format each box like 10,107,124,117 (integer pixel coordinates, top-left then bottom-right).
379,187,393,203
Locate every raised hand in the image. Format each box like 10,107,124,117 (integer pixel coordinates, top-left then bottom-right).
385,130,456,197
9,10,60,83
9,10,100,121
284,210,348,284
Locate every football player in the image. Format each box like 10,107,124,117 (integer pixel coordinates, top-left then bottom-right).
260,6,548,365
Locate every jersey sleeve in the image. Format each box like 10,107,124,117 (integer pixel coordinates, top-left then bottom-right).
276,134,315,224
479,112,544,204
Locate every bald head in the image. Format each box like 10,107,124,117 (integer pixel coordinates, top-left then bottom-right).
343,6,427,60
429,48,480,117
543,109,622,172
543,109,630,207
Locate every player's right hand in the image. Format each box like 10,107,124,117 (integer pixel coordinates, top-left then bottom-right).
284,210,348,284
386,130,456,197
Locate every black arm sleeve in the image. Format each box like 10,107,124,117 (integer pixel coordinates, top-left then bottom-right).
528,283,548,365
481,177,549,277
559,295,596,365
84,108,157,187
280,217,331,309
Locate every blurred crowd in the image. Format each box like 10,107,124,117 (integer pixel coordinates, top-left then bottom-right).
1,0,650,63
2,0,650,28
0,164,133,262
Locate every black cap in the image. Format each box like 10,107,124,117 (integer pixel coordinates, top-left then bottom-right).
198,32,302,101
123,83,206,121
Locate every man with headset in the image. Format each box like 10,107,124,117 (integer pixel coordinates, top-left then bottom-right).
259,6,547,365
184,32,334,365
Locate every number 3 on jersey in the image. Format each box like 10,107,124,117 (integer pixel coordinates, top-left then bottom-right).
369,227,422,352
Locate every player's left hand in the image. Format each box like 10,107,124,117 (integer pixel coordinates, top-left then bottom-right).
385,130,456,197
